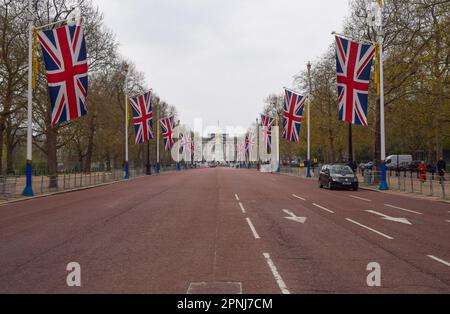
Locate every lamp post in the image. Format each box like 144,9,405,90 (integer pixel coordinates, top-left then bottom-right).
306,61,312,178
123,63,129,179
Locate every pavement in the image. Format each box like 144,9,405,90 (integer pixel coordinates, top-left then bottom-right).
0,167,449,293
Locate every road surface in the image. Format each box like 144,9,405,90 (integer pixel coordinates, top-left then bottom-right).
0,168,449,293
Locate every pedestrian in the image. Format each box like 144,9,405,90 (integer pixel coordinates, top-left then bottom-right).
418,161,427,183
437,156,446,184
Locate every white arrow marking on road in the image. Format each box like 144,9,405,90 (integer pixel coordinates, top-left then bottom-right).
365,210,412,225
282,209,307,224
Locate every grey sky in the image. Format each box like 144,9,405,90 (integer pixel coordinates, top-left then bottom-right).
93,0,350,132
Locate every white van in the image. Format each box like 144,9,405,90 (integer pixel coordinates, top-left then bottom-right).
385,155,412,169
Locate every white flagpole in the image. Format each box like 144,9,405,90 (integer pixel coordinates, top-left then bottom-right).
123,63,129,179
23,0,34,196
306,62,312,178
377,1,388,190
156,102,160,174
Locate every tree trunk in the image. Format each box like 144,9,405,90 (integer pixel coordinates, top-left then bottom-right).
5,121,15,175
47,125,58,189
84,114,97,173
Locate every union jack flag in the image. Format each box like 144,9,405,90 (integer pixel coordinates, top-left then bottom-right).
283,89,305,142
129,90,153,144
237,137,246,162
260,114,274,148
37,20,88,125
335,35,375,126
159,115,175,151
180,133,192,161
245,131,255,153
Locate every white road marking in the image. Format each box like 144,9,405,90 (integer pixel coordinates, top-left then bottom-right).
246,218,260,239
292,194,306,201
446,220,450,223
384,204,422,215
282,209,307,224
427,255,450,267
235,194,240,201
263,253,290,294
349,195,372,202
239,202,246,214
365,210,412,225
346,218,394,240
312,203,335,214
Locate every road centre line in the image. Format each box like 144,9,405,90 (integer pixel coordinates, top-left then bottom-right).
384,204,422,215
235,194,240,201
246,218,260,239
312,203,335,214
427,255,450,267
292,194,306,201
346,218,394,240
349,195,372,202
263,253,290,294
239,202,246,214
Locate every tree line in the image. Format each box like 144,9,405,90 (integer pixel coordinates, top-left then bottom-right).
0,0,178,183
262,0,449,167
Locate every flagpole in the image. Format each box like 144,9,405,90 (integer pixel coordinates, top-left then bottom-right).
177,120,181,171
23,0,34,196
306,62,312,178
156,101,160,174
256,118,260,170
377,1,388,190
123,63,129,179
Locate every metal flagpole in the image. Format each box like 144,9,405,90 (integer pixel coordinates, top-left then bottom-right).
177,120,181,171
376,1,388,190
156,100,161,174
256,118,260,170
23,0,34,196
123,63,129,179
306,62,312,178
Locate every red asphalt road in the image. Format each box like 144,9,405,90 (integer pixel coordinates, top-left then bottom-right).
0,168,449,293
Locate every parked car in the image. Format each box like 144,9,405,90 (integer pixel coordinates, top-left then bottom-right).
364,161,375,170
319,164,358,191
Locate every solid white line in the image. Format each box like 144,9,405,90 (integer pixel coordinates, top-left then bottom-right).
312,203,335,214
235,194,240,201
384,204,422,215
349,195,372,202
263,253,290,294
239,202,246,214
346,218,394,240
427,255,450,267
292,194,306,201
246,218,260,239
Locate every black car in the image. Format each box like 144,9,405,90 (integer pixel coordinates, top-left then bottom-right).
319,164,358,191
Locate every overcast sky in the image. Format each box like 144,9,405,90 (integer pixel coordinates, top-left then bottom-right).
92,0,350,133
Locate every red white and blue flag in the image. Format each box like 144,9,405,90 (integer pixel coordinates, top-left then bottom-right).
335,35,375,126
160,115,175,151
37,20,88,125
129,90,153,144
283,89,305,142
260,114,274,148
245,131,254,153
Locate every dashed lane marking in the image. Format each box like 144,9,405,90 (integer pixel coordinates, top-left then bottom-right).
312,203,335,214
427,255,450,267
346,218,394,240
246,218,260,239
263,253,290,294
292,194,306,201
349,195,372,202
239,202,246,214
235,194,240,201
384,204,422,215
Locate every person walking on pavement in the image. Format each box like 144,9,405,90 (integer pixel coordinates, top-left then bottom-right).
418,161,428,183
437,156,446,184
